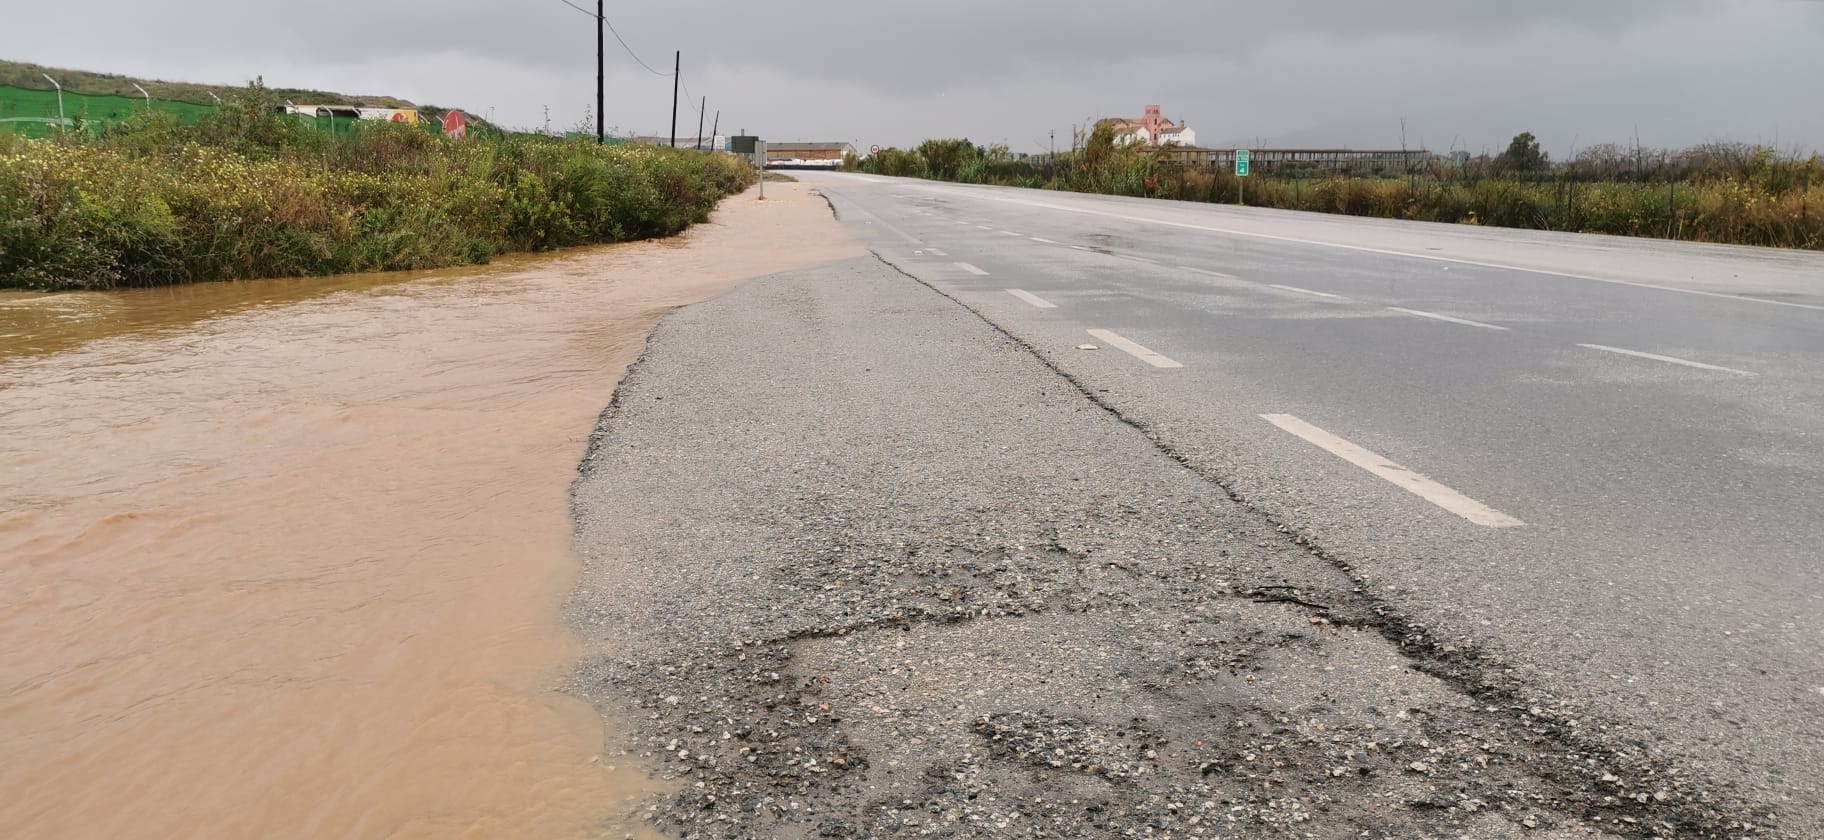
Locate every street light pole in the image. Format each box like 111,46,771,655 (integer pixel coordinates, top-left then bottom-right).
131,83,151,110
41,73,64,136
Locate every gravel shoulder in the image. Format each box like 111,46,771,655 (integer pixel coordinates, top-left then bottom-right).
566,253,1777,838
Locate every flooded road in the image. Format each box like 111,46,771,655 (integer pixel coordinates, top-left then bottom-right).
0,184,861,839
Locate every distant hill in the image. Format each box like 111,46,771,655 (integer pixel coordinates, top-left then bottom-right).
0,59,420,109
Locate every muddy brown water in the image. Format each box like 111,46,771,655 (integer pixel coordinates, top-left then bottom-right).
0,185,861,839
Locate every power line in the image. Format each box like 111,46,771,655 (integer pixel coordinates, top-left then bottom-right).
681,78,703,115
557,0,674,77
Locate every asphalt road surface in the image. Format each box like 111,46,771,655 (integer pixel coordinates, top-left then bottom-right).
570,175,1822,838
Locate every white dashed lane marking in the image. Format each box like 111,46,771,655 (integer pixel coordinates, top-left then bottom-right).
955,262,990,275
1270,284,1348,300
1386,307,1509,331
1261,414,1524,529
1178,266,1240,280
1086,329,1183,369
1577,344,1757,377
1006,289,1057,309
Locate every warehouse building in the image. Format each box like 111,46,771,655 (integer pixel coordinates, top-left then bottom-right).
764,141,856,168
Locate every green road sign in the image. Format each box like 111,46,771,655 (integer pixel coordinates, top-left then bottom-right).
1236,149,1251,177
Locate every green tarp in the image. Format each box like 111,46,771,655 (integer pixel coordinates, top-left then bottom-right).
0,85,217,138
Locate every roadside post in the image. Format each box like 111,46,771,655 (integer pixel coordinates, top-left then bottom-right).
41,74,64,137
758,140,767,200
1236,149,1250,206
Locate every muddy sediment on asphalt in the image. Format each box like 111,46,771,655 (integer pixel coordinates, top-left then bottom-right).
568,256,1778,838
0,183,861,839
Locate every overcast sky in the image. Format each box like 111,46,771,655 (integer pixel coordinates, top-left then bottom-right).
8,1,1823,155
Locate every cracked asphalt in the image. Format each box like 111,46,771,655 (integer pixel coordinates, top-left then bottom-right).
566,250,1776,838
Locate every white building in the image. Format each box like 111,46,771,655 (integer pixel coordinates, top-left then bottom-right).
1101,105,1195,148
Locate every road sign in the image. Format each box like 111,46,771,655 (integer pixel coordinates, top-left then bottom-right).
870,144,881,155
442,110,467,140
1236,149,1251,177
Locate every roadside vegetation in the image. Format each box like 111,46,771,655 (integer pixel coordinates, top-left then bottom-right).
1,84,754,290
846,128,1824,250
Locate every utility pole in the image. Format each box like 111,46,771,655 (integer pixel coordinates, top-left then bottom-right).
670,51,680,148
595,0,604,144
696,96,706,151
710,110,720,151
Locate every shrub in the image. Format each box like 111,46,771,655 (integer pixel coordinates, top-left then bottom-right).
0,84,756,290
857,129,1821,251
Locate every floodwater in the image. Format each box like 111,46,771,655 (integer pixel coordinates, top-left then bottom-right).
0,184,862,839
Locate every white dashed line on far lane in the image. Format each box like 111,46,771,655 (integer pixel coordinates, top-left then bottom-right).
1006,289,1058,309
1179,265,1240,280
1577,344,1757,377
1270,284,1349,300
1386,307,1510,331
1086,329,1183,369
955,262,990,275
1261,414,1524,529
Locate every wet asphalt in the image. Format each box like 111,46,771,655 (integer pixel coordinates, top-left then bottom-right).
566,194,1803,836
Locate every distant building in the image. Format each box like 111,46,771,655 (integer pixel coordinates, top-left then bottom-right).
281,104,418,123
764,142,856,168
1100,105,1196,148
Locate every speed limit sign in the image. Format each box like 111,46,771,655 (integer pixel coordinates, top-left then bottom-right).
870,145,881,155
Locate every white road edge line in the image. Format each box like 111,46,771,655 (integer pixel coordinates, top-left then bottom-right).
955,262,990,275
1385,307,1510,331
1270,284,1348,300
1087,329,1183,369
1576,344,1757,376
1006,289,1058,309
1030,237,1060,244
976,193,1824,314
1261,414,1524,529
